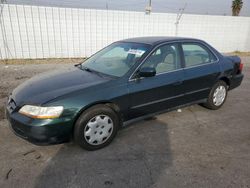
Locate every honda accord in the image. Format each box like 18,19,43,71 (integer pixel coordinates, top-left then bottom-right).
6,37,244,150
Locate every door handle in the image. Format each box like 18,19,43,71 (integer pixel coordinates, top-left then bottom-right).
173,81,183,86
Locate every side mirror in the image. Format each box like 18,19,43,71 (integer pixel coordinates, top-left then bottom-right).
138,67,156,78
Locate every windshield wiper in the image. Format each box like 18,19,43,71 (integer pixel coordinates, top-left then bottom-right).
81,65,107,78
81,66,93,72
75,63,94,73
78,65,118,79
75,63,91,72
74,63,82,67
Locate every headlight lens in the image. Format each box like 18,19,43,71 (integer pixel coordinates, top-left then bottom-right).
19,105,64,119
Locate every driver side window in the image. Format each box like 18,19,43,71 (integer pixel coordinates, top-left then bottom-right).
141,43,181,74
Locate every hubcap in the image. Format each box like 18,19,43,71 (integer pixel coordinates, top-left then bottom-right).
213,85,226,106
84,115,113,145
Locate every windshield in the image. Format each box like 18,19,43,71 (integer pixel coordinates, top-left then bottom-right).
82,42,151,77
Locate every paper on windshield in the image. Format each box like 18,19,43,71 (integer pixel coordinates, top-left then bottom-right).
127,49,145,56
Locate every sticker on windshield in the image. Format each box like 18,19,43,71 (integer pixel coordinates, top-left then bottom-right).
127,49,145,56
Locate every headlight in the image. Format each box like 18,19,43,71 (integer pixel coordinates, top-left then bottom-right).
19,105,64,119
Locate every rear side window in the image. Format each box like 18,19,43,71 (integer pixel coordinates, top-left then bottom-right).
182,43,217,67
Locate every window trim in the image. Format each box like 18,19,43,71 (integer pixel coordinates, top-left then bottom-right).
181,42,219,68
129,40,219,82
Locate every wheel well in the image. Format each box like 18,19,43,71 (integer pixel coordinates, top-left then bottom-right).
104,102,121,114
72,102,122,133
76,102,121,119
219,77,230,86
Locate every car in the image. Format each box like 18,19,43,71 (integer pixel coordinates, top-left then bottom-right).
6,37,244,150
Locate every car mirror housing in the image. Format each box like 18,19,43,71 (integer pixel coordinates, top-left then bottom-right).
138,67,156,78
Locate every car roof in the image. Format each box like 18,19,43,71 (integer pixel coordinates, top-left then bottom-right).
120,36,201,46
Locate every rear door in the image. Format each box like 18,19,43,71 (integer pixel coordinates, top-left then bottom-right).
181,42,221,102
127,43,186,119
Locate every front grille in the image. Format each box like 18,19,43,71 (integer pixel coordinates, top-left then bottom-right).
7,97,17,113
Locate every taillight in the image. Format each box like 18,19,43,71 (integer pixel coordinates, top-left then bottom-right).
239,62,243,73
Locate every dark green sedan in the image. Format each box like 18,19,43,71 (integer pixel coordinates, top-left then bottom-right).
6,37,244,150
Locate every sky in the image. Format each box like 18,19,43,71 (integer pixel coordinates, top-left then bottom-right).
6,0,250,16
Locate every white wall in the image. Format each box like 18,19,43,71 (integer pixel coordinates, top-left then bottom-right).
0,4,250,59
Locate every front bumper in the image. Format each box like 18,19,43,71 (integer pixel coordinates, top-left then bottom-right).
6,108,73,145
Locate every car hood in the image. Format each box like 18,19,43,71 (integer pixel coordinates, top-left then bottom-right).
12,66,111,106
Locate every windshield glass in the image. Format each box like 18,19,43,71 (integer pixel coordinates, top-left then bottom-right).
82,42,151,77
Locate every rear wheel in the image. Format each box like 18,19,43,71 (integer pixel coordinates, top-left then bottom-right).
203,80,228,110
74,104,119,150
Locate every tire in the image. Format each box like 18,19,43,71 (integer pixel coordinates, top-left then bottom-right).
203,80,228,110
74,104,119,150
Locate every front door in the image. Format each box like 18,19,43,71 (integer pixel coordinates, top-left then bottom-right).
127,43,185,119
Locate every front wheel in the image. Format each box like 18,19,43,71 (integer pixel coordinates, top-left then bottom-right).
203,80,228,110
74,104,119,150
